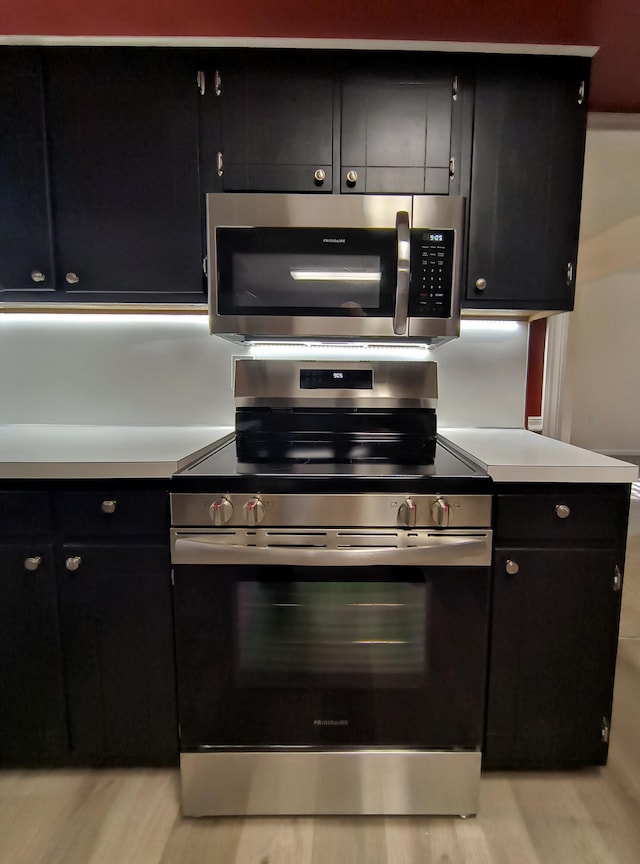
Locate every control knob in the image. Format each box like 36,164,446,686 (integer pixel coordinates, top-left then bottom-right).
244,497,265,527
431,496,450,528
209,497,233,526
398,497,417,528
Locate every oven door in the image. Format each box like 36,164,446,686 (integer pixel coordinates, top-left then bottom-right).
173,542,491,750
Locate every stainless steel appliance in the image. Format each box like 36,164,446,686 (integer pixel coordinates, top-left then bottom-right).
170,359,492,817
207,193,465,345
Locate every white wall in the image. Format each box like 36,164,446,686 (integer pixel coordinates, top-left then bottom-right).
563,117,640,456
0,314,528,428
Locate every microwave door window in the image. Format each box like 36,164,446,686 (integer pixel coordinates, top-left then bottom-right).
232,253,383,312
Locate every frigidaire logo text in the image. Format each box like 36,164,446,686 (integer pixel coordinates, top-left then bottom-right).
314,719,349,726
322,238,346,244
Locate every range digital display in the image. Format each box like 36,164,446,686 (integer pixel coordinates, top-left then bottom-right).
300,369,373,390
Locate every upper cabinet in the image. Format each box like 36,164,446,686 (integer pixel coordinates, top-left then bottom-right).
0,47,206,304
0,49,54,296
210,53,335,193
340,55,460,195
464,56,589,311
1,47,589,311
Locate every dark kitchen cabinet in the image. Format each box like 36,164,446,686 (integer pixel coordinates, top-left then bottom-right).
57,542,178,766
0,47,205,304
0,48,54,299
340,55,461,195
0,483,178,768
0,489,68,765
53,486,178,766
464,56,589,311
43,49,205,303
208,52,335,193
0,545,68,765
484,485,629,768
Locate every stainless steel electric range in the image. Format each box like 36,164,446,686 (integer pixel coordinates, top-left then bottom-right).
170,359,493,817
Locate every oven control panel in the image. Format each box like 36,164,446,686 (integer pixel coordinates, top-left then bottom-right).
410,228,455,319
173,493,492,530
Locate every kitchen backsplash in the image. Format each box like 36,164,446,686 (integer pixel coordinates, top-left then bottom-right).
0,315,528,428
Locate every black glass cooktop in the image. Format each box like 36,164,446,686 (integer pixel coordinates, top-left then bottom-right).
172,435,492,495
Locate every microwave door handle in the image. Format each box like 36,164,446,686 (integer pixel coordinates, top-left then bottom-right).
393,210,411,335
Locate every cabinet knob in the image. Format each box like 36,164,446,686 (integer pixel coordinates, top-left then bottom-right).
314,168,326,184
30,270,46,283
101,499,117,514
65,556,82,572
555,504,571,519
24,556,42,572
505,559,519,575
346,170,358,186
475,277,487,291
65,272,80,284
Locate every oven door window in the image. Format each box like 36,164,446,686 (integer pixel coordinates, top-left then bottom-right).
237,580,426,689
216,227,396,316
174,564,491,750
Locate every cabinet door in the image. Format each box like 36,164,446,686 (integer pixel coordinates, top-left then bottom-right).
341,57,455,195
465,56,589,310
44,48,205,303
0,544,68,764
57,543,178,765
215,52,334,193
0,48,55,300
485,547,622,768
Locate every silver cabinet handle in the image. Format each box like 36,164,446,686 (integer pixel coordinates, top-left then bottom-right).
24,556,42,571
31,270,46,283
475,277,487,291
101,499,117,514
65,556,82,571
172,534,491,567
393,210,411,335
314,168,326,183
346,170,358,185
505,559,519,575
555,504,571,519
65,272,80,284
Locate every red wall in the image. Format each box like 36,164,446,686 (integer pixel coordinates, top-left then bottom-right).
0,0,587,43
1,0,638,110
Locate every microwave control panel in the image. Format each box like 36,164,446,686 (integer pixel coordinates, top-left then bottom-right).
409,229,456,318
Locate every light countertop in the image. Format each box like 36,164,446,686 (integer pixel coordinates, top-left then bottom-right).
0,424,637,484
441,428,639,484
0,424,234,480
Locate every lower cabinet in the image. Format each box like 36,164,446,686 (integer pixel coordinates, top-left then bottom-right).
0,484,178,768
57,543,178,766
484,485,630,769
0,543,68,765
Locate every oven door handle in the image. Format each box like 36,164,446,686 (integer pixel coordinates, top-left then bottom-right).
172,534,491,567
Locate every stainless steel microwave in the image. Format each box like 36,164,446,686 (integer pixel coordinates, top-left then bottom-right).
207,193,465,344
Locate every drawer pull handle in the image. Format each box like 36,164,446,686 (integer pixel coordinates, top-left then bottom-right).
555,504,571,519
505,559,519,575
101,500,117,514
65,556,82,572
24,556,42,572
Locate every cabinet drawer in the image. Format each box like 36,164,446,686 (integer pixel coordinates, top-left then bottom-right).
0,491,52,536
56,490,168,539
495,492,629,544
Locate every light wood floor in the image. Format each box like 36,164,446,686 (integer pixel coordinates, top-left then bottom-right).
1,637,639,864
